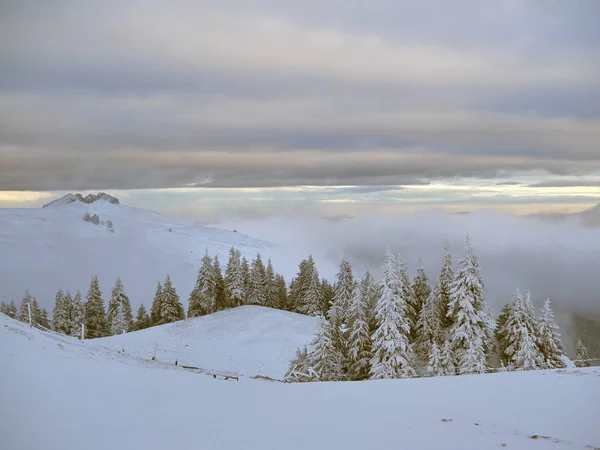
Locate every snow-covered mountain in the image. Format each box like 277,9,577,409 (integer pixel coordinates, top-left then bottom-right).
0,194,273,312
2,312,599,450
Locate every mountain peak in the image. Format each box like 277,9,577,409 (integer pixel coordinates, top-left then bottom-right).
43,192,120,208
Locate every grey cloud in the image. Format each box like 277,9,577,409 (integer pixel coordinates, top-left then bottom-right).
528,179,600,188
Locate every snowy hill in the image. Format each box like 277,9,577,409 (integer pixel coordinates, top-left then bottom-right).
0,194,273,311
2,313,599,450
95,306,318,380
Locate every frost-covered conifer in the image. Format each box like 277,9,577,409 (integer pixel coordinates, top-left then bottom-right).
18,291,34,323
264,259,279,309
85,276,107,338
284,347,314,382
8,300,17,318
538,298,565,368
150,281,162,326
412,264,431,331
70,291,85,337
248,254,267,305
158,275,185,324
414,287,444,367
188,250,216,317
427,342,444,377
53,289,73,334
370,249,415,379
290,256,316,314
320,278,335,317
275,274,288,310
308,315,344,381
438,242,455,330
241,256,251,301
447,237,489,374
302,268,322,317
396,257,417,341
575,340,591,368
133,303,151,331
107,278,133,334
347,283,372,380
441,340,455,375
213,255,225,311
513,328,544,371
225,248,245,307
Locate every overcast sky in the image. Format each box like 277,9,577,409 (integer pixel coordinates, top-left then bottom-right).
1,0,599,217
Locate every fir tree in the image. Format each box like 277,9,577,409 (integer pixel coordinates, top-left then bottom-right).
84,275,108,338
70,291,85,337
133,303,151,331
427,342,444,377
495,300,514,365
107,278,133,334
18,291,33,323
575,340,591,368
0,301,7,315
397,257,417,342
370,249,415,379
53,289,73,334
320,278,335,317
241,257,251,302
8,299,17,318
538,298,566,369
441,340,455,375
275,274,288,310
513,328,544,371
188,251,216,317
158,275,185,325
290,256,317,314
213,255,225,311
264,259,279,309
150,281,163,326
347,282,372,380
360,271,379,335
412,264,431,329
447,237,489,374
284,347,314,382
225,248,245,308
31,297,50,329
414,284,444,367
248,254,267,305
438,242,455,330
307,315,344,381
301,268,322,317
328,259,355,370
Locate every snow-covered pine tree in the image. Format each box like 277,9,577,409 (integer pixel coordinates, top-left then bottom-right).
328,259,355,368
360,271,379,335
70,291,84,337
301,268,322,317
307,315,344,381
522,290,541,347
284,346,314,382
320,278,334,317
414,286,444,367
188,250,216,317
427,342,444,377
31,297,50,329
52,289,73,334
447,237,489,374
241,256,251,302
575,340,591,368
513,328,544,371
84,275,108,338
275,273,288,310
133,303,151,331
370,249,415,379
441,339,455,375
8,299,17,318
107,278,133,334
538,298,566,368
438,242,455,331
213,255,225,311
248,254,267,305
158,275,185,324
0,301,9,316
289,256,316,313
225,248,245,308
495,299,514,365
264,258,279,309
412,263,431,331
347,282,372,380
18,291,34,323
150,281,162,326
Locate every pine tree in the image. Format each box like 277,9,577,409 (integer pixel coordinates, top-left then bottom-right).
241,256,251,302
18,291,33,323
328,259,355,370
494,300,514,365
248,254,267,305
446,237,489,374
441,340,455,375
307,316,344,381
31,297,50,329
70,291,85,337
513,328,544,371
370,249,415,379
133,303,151,331
289,256,316,314
275,274,288,310
0,301,8,316
264,259,279,309
188,251,216,317
284,347,314,382
427,342,444,377
397,257,417,342
360,271,379,335
158,275,185,325
347,282,372,380
213,255,225,311
107,278,133,334
575,340,591,368
301,267,322,317
438,242,455,330
8,299,17,318
150,281,163,326
412,264,431,330
414,286,444,367
52,289,73,334
320,278,335,317
225,248,245,308
84,275,108,338
538,298,566,369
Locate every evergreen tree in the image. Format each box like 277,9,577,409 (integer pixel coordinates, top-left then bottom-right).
52,289,73,334
307,315,344,381
84,275,108,338
289,256,316,314
412,264,431,328
188,251,216,317
414,287,444,367
438,242,455,330
538,298,566,369
107,278,133,334
513,328,544,371
347,282,372,380
284,347,314,382
8,299,17,318
158,275,185,324
275,274,288,310
264,259,279,309
575,340,591,368
447,237,489,374
248,254,267,305
133,303,151,331
31,297,50,329
397,257,417,342
494,300,514,365
213,255,225,311
301,268,322,317
241,257,251,302
150,281,163,326
441,339,455,375
18,291,33,323
70,291,85,337
225,248,245,308
360,271,379,335
0,301,8,316
320,278,335,317
328,259,355,371
427,342,444,377
370,249,415,379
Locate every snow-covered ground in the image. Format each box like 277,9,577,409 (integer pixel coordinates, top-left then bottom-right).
2,313,599,450
94,306,318,379
0,198,272,311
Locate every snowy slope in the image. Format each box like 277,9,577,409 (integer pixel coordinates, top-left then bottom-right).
0,197,272,311
1,313,599,450
94,306,318,379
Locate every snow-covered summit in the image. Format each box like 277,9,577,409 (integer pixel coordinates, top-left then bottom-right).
43,192,120,208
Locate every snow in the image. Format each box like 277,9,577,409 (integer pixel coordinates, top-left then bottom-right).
0,200,272,311
1,312,599,450
95,306,317,380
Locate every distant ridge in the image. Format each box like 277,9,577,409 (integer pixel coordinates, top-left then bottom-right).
43,192,120,208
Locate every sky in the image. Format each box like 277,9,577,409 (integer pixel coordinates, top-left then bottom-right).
0,0,599,218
